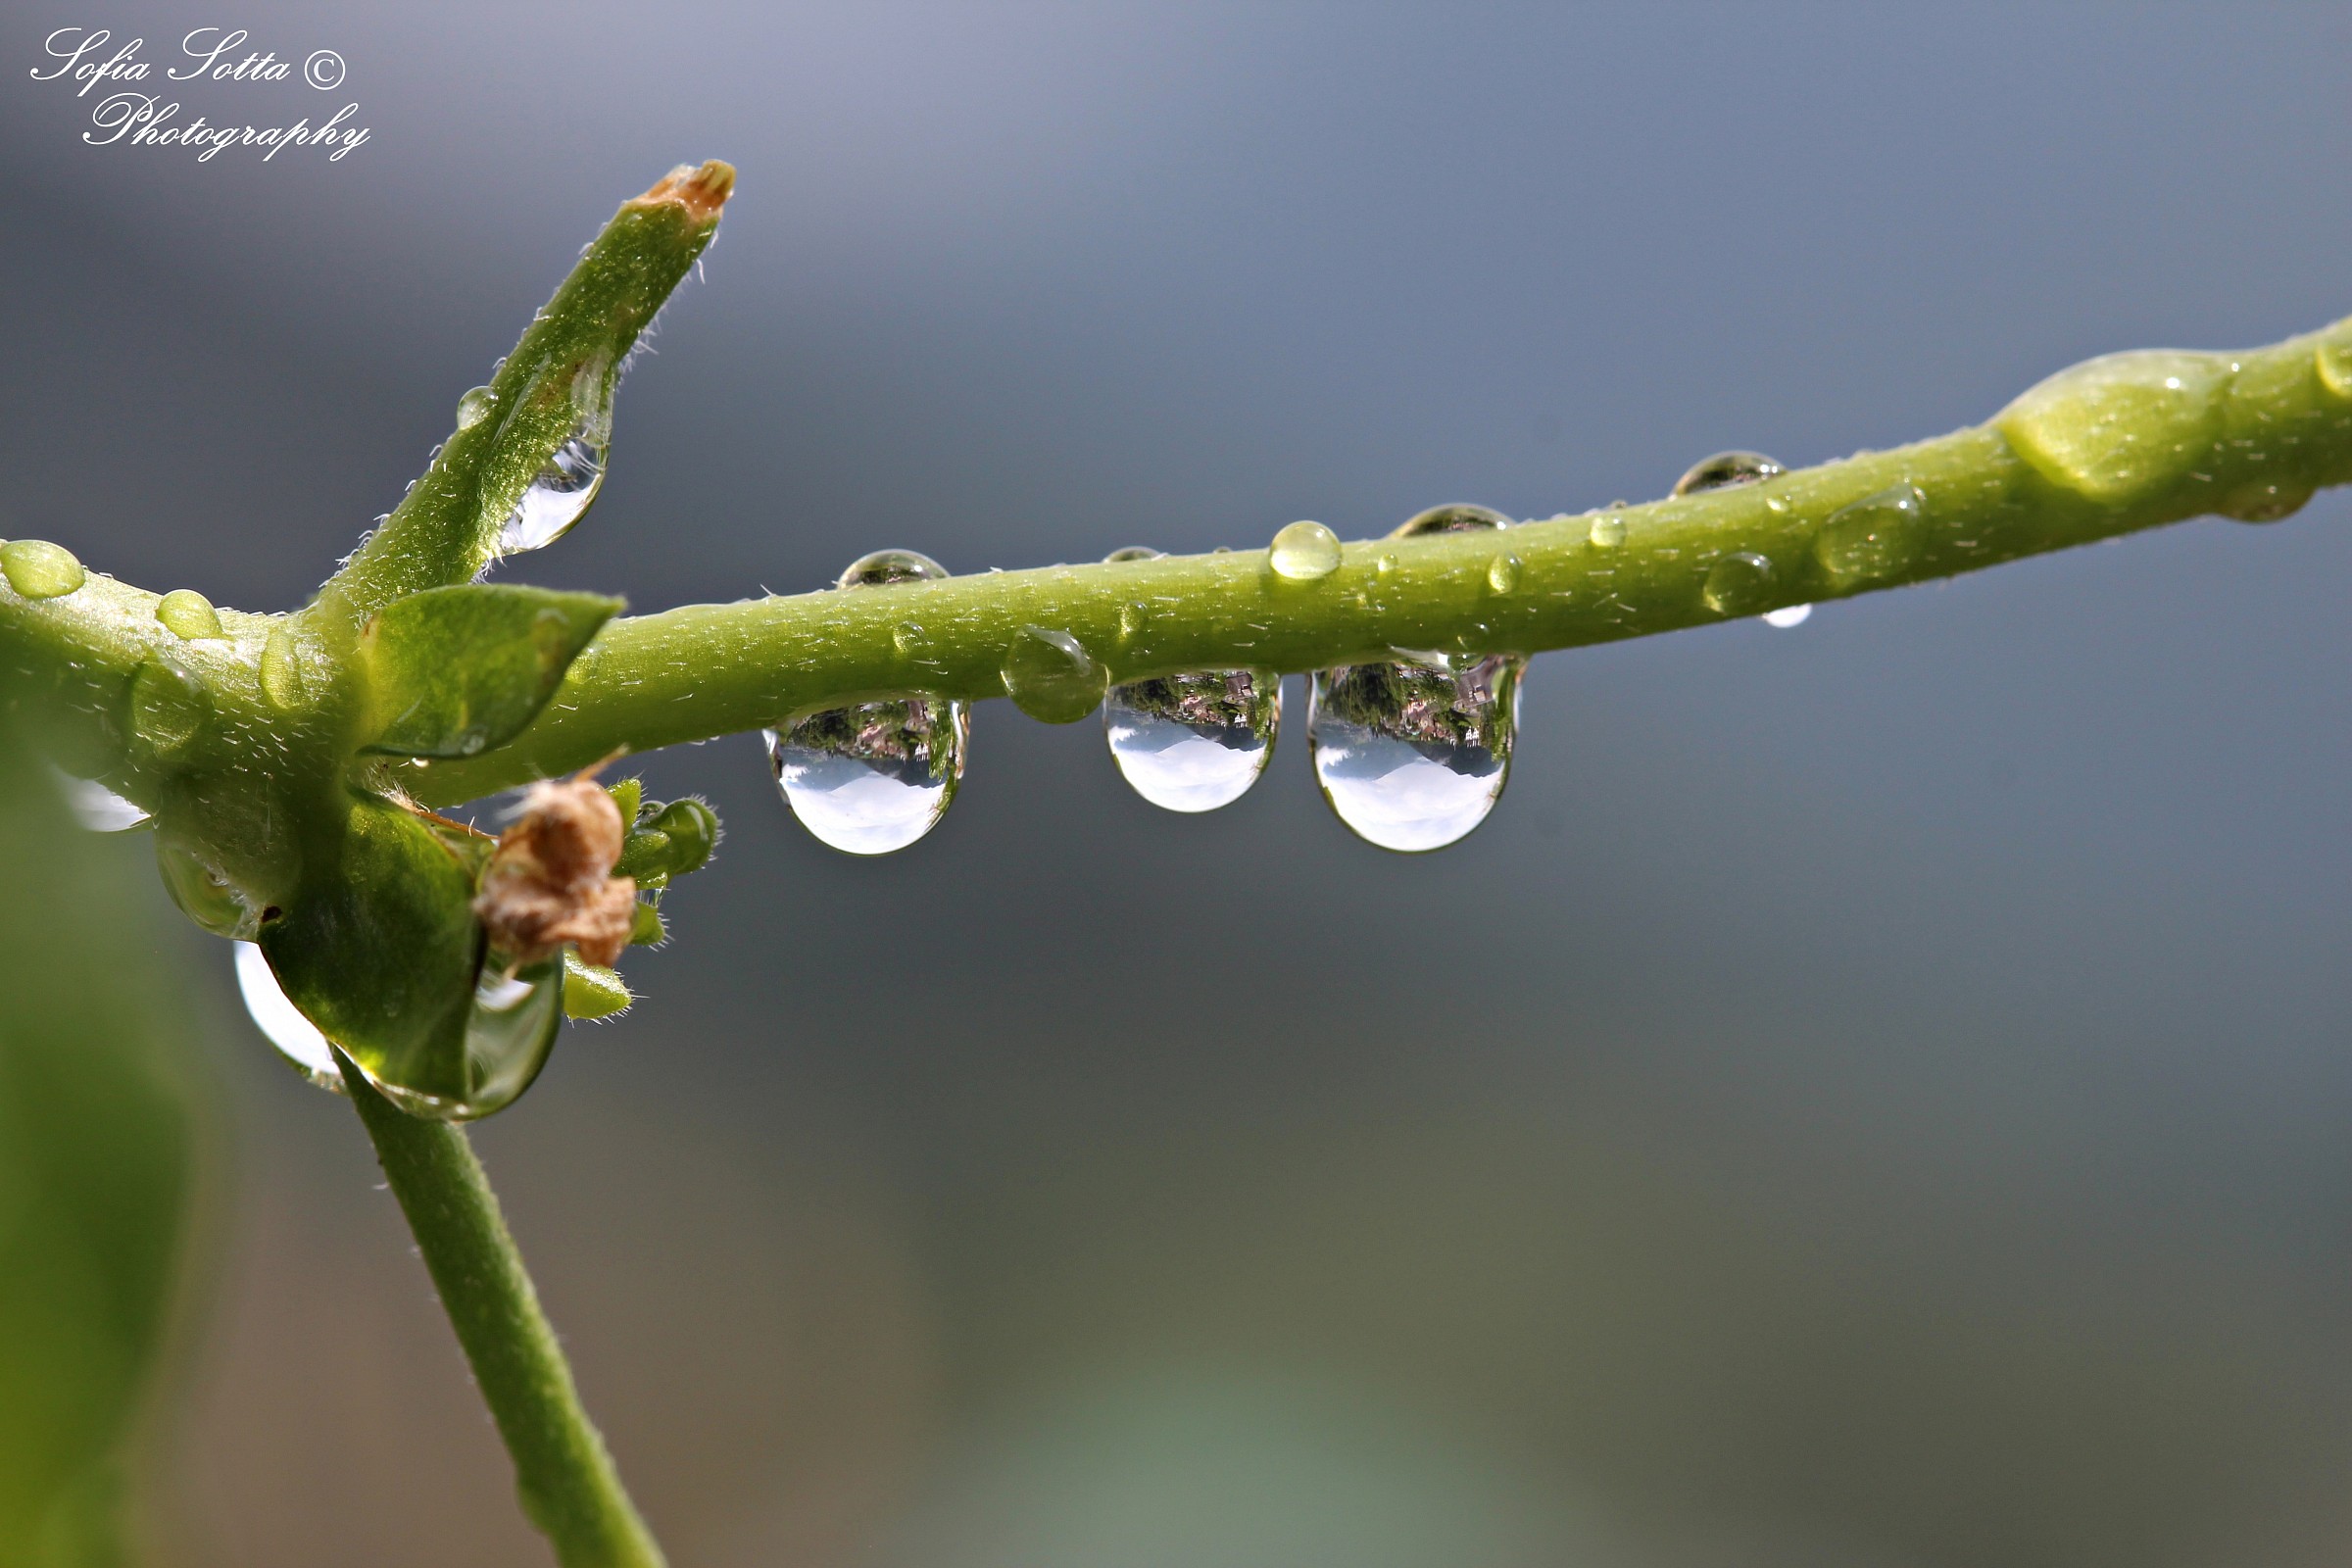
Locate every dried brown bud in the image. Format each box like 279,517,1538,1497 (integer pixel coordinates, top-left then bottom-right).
473,770,637,966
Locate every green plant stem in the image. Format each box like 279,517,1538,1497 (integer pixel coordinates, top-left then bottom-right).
336,1052,663,1568
410,317,2352,805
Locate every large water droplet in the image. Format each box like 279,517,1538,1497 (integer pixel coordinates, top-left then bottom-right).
1673,451,1786,496
1308,653,1521,853
1763,603,1813,629
157,840,259,938
1813,484,1925,586
1701,551,1776,615
156,588,224,639
259,625,308,710
1268,520,1342,580
1996,350,2229,506
455,384,497,431
767,699,968,855
2,539,86,600
129,659,210,757
496,433,607,554
1104,670,1279,813
357,956,567,1121
768,547,965,855
1002,626,1105,722
49,765,150,831
234,941,343,1092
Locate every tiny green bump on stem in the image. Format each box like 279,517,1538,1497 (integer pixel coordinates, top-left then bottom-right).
2,540,87,600
338,1054,664,1568
155,588,224,639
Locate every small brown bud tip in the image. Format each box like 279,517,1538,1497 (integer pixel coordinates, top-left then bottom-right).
473,767,637,966
632,160,735,224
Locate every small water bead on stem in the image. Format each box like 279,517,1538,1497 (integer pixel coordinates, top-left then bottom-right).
1001,626,1105,722
1,539,86,600
455,384,498,431
258,625,309,710
1672,450,1786,497
155,589,224,640
1307,503,1525,852
1700,551,1777,616
156,840,260,939
1267,519,1342,581
234,941,342,1092
766,549,967,856
1813,482,1926,588
129,658,211,758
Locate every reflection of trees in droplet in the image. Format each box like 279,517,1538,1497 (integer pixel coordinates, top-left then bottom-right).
1316,657,1515,757
785,698,957,783
1108,671,1272,743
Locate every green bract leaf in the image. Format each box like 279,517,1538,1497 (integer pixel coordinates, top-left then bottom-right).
358,584,621,759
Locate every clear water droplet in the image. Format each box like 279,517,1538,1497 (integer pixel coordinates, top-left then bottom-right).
1268,520,1342,580
1701,551,1776,615
1673,450,1786,496
259,625,308,710
1763,603,1813,629
2217,480,2313,523
49,765,150,831
496,433,607,554
1001,626,1104,722
1814,484,1925,586
1996,349,2229,505
1588,514,1627,548
1103,670,1279,813
768,548,965,855
157,840,258,938
1396,504,1511,538
1118,603,1148,641
1375,553,1399,574
1486,555,1521,595
767,700,967,855
455,385,497,430
359,955,567,1121
2315,338,2352,401
1104,545,1164,564
235,941,343,1093
155,588,223,639
129,659,210,756
1309,653,1521,853
2,539,86,599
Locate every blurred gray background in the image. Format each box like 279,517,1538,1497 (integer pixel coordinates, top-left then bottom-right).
9,3,2352,1564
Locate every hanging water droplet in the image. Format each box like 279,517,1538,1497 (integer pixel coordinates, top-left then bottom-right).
768,548,965,855
1701,552,1776,615
2216,480,2314,523
49,765,150,832
1588,514,1627,548
497,433,607,554
1763,603,1813,629
259,625,308,710
1103,670,1279,813
1308,653,1521,853
455,385,498,430
157,840,259,938
234,941,343,1092
1672,451,1786,497
1814,483,1925,586
353,954,568,1121
1002,626,1105,721
155,588,224,639
129,659,210,757
2,539,86,599
767,699,967,855
1486,555,1521,595
1995,350,2230,506
1268,520,1342,580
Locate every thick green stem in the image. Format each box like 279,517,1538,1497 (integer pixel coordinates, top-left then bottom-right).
411,318,2352,805
336,1053,663,1568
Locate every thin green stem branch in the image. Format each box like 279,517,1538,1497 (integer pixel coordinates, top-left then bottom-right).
411,316,2352,805
336,1052,664,1568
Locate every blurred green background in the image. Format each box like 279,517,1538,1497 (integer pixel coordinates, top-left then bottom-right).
8,4,2352,1564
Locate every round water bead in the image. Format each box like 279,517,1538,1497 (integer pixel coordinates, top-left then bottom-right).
1267,520,1342,580
156,588,224,639
1104,670,1280,813
1308,653,1522,853
1001,626,1104,722
1672,450,1785,497
2,539,85,599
